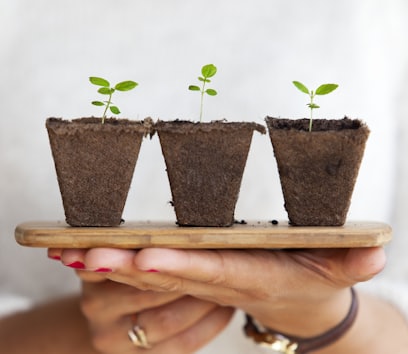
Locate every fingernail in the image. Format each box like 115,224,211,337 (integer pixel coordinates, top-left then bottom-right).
48,255,61,261
94,267,113,273
66,261,86,269
145,269,160,273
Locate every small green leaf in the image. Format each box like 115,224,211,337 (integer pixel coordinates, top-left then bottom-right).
110,106,120,114
190,64,218,122
307,103,320,109
205,88,217,96
201,64,217,78
89,77,110,87
98,87,114,95
315,83,338,95
189,85,200,91
293,81,309,94
115,80,138,91
199,77,212,83
92,101,105,106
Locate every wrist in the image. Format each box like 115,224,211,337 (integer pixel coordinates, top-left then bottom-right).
244,287,358,353
256,288,352,338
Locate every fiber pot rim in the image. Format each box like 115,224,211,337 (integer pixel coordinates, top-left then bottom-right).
46,117,153,136
154,119,266,135
265,116,368,133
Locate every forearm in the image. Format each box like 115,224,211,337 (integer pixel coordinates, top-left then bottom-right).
317,291,408,354
248,290,408,354
0,295,98,354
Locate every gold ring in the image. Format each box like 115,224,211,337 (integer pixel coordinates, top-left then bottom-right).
128,324,152,349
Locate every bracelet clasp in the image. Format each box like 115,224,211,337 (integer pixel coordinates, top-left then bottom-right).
259,333,298,353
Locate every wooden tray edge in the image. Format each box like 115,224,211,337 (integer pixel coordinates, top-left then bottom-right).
15,221,393,249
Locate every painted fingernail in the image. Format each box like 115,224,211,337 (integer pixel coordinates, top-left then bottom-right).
94,267,113,273
48,255,61,261
66,261,86,269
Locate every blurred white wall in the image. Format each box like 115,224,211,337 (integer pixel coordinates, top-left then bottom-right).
1,0,408,352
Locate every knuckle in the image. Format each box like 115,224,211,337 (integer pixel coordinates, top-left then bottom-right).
79,293,100,319
134,281,169,292
204,251,228,285
155,308,182,334
159,277,186,292
205,271,227,286
139,278,186,293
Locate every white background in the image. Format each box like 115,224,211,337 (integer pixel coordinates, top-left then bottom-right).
1,1,408,352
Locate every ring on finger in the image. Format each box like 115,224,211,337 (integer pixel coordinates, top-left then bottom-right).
128,314,152,349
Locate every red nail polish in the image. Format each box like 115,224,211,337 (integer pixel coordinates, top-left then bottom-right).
67,261,86,269
146,269,159,273
48,255,61,260
94,267,113,273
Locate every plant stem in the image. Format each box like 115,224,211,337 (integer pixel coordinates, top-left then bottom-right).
309,91,314,132
102,91,113,124
199,81,206,123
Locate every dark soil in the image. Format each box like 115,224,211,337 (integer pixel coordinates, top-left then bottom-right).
267,117,363,131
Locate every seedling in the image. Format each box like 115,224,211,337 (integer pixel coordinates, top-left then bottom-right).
90,77,138,124
188,64,218,122
292,81,338,132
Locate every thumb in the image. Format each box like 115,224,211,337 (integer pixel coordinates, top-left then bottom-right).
344,247,386,282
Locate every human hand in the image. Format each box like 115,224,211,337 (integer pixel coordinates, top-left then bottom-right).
51,246,385,339
48,248,234,354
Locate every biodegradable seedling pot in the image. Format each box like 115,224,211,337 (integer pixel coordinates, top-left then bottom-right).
155,120,266,227
46,117,152,227
266,117,370,226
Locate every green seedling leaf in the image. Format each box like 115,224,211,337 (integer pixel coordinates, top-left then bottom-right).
315,83,338,95
189,85,200,91
293,80,339,131
205,88,217,96
89,77,110,87
115,80,138,91
201,64,217,78
189,64,218,122
98,87,114,95
89,76,138,123
92,101,105,106
293,81,309,94
110,106,120,114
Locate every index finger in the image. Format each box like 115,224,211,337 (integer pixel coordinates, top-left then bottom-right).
133,247,386,290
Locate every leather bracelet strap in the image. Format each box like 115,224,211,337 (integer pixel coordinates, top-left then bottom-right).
243,287,358,354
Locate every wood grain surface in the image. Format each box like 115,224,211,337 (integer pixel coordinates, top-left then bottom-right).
14,221,392,249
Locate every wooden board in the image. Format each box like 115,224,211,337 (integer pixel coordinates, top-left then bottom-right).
15,221,392,249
